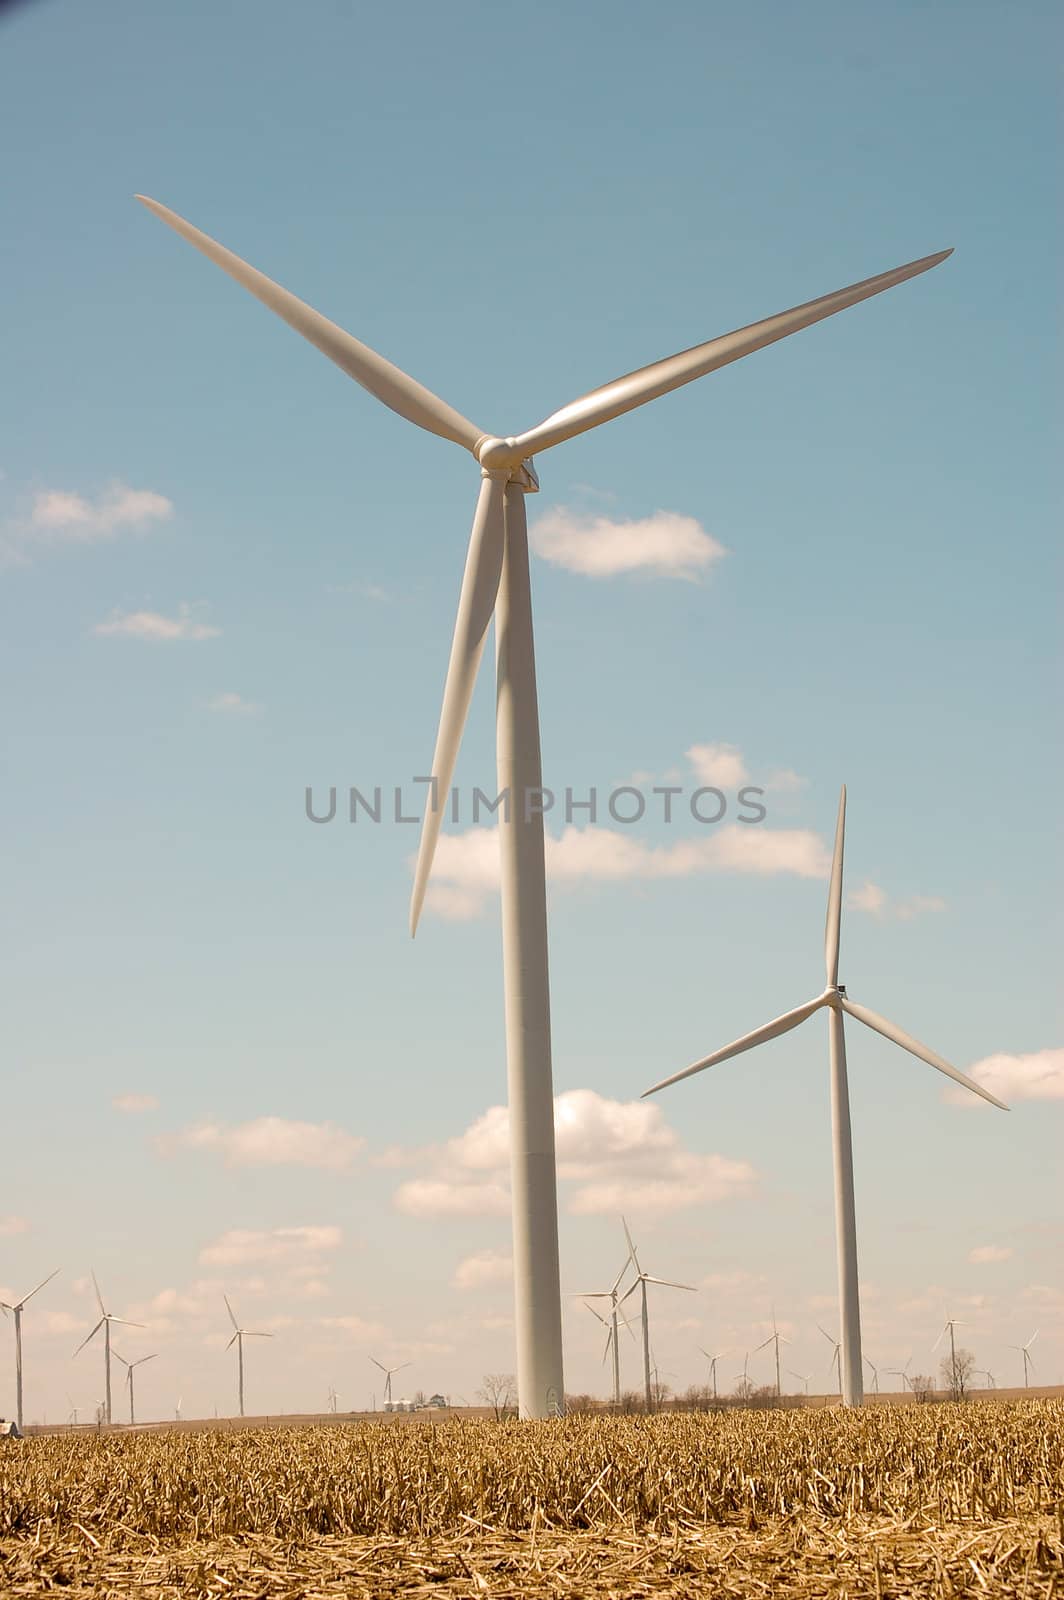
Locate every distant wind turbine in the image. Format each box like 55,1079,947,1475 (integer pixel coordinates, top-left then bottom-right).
224,1295,272,1417
644,788,1008,1406
863,1357,881,1397
618,1219,694,1412
932,1317,968,1385
975,1368,996,1390
113,1351,157,1425
887,1356,914,1394
1,1267,59,1431
370,1358,410,1408
138,190,951,1416
735,1350,751,1393
328,1385,338,1414
698,1347,727,1402
1006,1330,1038,1388
818,1324,842,1398
573,1239,637,1407
73,1274,144,1425
174,1397,183,1422
788,1368,811,1396
582,1297,635,1407
755,1312,790,1397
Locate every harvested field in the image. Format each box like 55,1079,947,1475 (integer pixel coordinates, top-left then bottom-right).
2,1400,1062,1596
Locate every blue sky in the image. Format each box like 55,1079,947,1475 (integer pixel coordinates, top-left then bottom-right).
1,0,1060,1422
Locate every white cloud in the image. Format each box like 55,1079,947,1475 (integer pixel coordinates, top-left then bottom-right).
424,822,830,920
947,1048,1064,1106
112,1093,159,1114
93,603,219,641
453,1251,513,1290
162,1116,365,1170
530,507,726,581
26,482,173,543
199,1226,343,1267
848,880,887,915
0,1216,29,1237
209,691,260,715
393,1089,756,1220
968,1245,1014,1264
848,881,945,920
686,742,749,789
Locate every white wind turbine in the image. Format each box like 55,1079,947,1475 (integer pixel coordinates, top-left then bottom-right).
818,1324,843,1398
618,1220,694,1412
72,1274,144,1426
1007,1330,1038,1388
370,1357,410,1408
788,1369,811,1397
932,1316,968,1385
224,1295,272,1418
864,1357,881,1397
975,1368,996,1390
113,1351,157,1425
1,1267,59,1431
698,1347,727,1402
137,193,951,1416
887,1356,914,1395
755,1312,790,1398
581,1296,635,1407
644,788,1008,1407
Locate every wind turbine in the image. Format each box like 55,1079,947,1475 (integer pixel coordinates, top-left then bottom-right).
735,1350,751,1395
581,1296,635,1407
864,1357,881,1397
224,1295,272,1418
618,1219,694,1412
573,1244,636,1407
136,192,951,1416
887,1357,914,1395
644,788,1008,1406
328,1385,338,1414
818,1324,842,1398
975,1368,996,1390
1007,1331,1038,1388
698,1347,727,1402
370,1358,410,1408
1,1267,59,1431
113,1351,157,1425
932,1316,968,1385
788,1368,811,1396
755,1312,790,1397
72,1274,144,1425
174,1397,183,1422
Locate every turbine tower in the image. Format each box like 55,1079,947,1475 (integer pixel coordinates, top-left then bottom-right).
644,788,1008,1407
370,1358,410,1408
1007,1330,1038,1388
788,1369,811,1396
864,1357,881,1397
113,1351,157,1425
224,1295,272,1418
581,1297,634,1407
618,1220,694,1412
136,193,952,1415
72,1273,144,1426
932,1316,968,1386
1,1267,59,1431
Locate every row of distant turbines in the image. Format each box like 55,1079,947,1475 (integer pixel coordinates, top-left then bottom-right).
132,194,986,1418
3,1254,1041,1428
578,1220,1041,1410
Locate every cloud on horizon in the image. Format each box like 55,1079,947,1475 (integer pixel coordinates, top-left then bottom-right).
160,1116,365,1171
530,506,725,581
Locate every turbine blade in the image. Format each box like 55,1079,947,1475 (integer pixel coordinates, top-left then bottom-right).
223,1295,239,1332
135,1354,159,1368
226,1332,238,1351
73,1318,105,1358
1027,1331,1039,1348
583,1301,609,1326
19,1268,61,1308
108,1318,146,1329
409,472,507,934
135,197,485,453
643,994,825,1096
642,1276,696,1291
825,786,846,985
621,1216,642,1276
370,1358,389,1374
754,1337,773,1352
91,1271,106,1317
932,1325,946,1352
395,1363,411,1373
510,250,953,458
841,998,1009,1110
244,1331,273,1338
113,1352,129,1368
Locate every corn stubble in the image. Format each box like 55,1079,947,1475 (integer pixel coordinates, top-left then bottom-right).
1,1400,1061,1596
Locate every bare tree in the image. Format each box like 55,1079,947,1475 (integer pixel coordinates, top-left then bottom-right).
477,1374,516,1421
939,1346,976,1403
910,1373,936,1403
